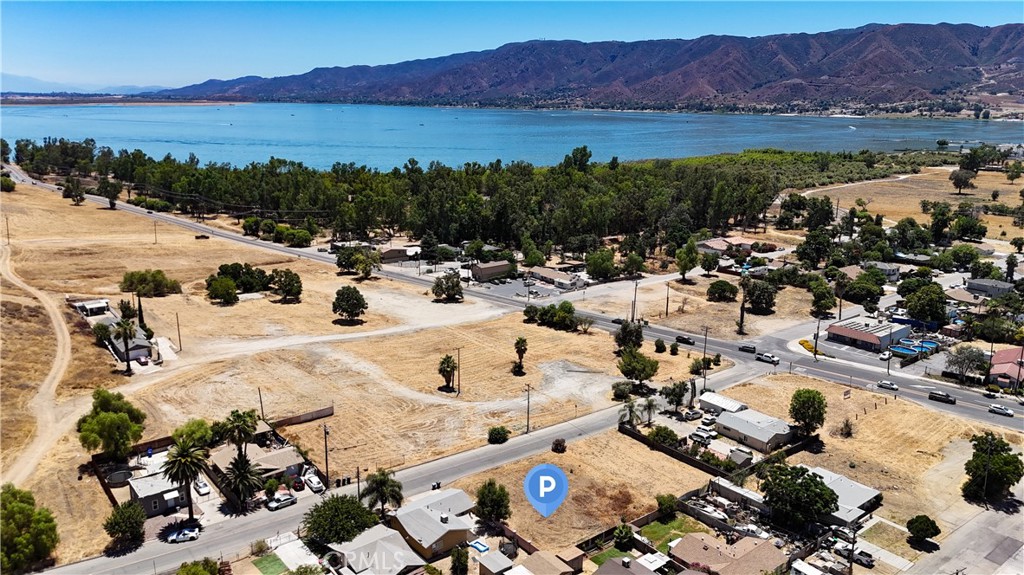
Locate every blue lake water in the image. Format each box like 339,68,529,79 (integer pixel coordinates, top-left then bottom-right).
2,103,1021,170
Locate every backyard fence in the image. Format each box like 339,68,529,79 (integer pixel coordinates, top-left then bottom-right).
272,404,335,428
617,423,731,477
499,523,540,555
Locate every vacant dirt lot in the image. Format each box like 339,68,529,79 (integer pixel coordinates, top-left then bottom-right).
577,274,814,341
451,429,712,550
722,375,1023,526
0,281,49,470
805,167,1023,244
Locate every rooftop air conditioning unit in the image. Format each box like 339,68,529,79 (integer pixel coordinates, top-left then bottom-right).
440,513,449,524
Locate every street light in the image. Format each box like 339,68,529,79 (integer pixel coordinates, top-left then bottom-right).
700,326,711,391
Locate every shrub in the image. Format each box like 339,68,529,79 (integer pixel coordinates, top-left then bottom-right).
92,322,111,346
907,514,941,541
654,339,666,353
713,353,721,366
707,279,739,302
655,493,677,517
670,343,679,356
612,381,633,401
264,478,279,498
551,438,566,453
647,425,679,446
488,426,510,444
837,418,855,438
251,539,270,556
689,358,704,375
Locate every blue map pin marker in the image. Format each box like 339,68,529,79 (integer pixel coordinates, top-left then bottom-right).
524,463,569,518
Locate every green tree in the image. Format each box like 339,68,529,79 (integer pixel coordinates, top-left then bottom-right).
962,432,1024,500
333,286,367,320
269,269,303,302
222,409,257,459
948,244,980,270
700,251,719,276
488,426,510,444
514,336,528,371
353,251,382,279
1006,254,1018,282
613,521,633,550
761,464,839,528
97,177,120,209
618,398,641,427
172,419,213,447
622,252,646,277
431,272,464,302
207,276,239,305
586,248,617,281
810,280,836,317
945,345,986,382
906,515,941,542
949,169,977,195
450,546,469,575
1006,161,1023,184
0,484,59,573
654,338,666,353
361,468,403,514
284,228,313,248
92,322,111,346
707,279,738,302
906,283,947,324
176,559,219,575
659,380,689,413
222,452,263,503
617,348,659,384
161,437,209,521
475,479,511,525
302,494,378,545
1010,237,1024,254
614,321,644,350
438,354,457,389
647,425,678,446
335,247,359,273
747,279,777,314
789,388,827,436
420,231,439,263
77,389,146,460
655,494,677,517
675,238,699,281
642,396,658,426
0,176,14,193
103,501,146,549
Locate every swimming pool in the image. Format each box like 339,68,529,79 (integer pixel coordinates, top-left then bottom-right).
920,340,939,350
890,346,918,356
911,345,930,354
899,338,916,346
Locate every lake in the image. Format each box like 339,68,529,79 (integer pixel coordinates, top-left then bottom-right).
2,103,1021,170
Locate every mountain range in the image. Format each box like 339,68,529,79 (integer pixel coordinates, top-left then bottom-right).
1,73,168,95
152,23,1024,109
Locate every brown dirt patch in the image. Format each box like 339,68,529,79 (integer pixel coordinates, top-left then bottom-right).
55,304,123,399
805,167,1024,243
722,374,1023,524
451,430,712,550
0,282,49,469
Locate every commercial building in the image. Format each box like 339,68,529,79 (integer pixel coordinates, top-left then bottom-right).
471,261,513,282
715,409,793,453
825,319,911,352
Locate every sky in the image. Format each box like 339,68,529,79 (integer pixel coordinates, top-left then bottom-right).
2,1,1022,88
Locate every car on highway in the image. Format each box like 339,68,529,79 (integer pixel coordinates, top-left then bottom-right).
167,526,200,543
267,493,297,511
876,380,898,391
675,335,695,345
738,344,756,353
928,391,957,404
305,473,326,493
988,404,1014,417
682,409,702,421
611,318,625,325
755,352,780,365
878,351,892,361
194,477,211,496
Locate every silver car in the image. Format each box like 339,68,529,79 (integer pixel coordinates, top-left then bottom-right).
989,404,1014,417
167,526,200,543
877,380,898,391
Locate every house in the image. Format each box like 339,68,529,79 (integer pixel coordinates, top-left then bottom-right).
128,473,185,517
669,533,787,575
379,246,412,264
825,319,911,352
519,551,572,575
555,547,586,574
326,524,425,575
71,298,110,317
715,409,793,453
594,556,657,575
944,288,988,315
835,265,863,282
479,551,515,575
330,241,371,254
209,443,304,480
698,392,748,415
988,348,1024,389
892,252,933,265
98,317,152,361
698,238,732,255
799,466,882,526
966,278,1014,298
472,261,513,282
862,261,900,283
389,488,474,559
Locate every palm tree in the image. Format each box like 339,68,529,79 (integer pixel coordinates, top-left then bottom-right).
113,318,136,375
642,397,658,426
618,399,640,427
161,437,209,521
438,355,457,390
362,468,403,514
514,337,528,366
223,409,258,458
223,452,264,507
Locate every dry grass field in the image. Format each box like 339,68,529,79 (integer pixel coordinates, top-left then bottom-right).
0,281,49,469
451,430,712,550
805,167,1023,244
721,375,1023,526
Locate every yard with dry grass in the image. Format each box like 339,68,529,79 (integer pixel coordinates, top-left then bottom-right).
0,281,50,470
451,429,712,550
721,375,1023,528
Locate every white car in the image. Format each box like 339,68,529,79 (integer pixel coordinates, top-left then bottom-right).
879,351,892,361
194,477,211,496
755,352,780,365
989,404,1015,417
305,474,325,493
696,425,718,439
167,526,200,543
737,523,770,539
877,380,899,391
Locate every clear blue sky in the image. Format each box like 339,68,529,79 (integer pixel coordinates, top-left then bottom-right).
2,1,1021,88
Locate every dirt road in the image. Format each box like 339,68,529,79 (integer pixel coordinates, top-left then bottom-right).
0,245,73,485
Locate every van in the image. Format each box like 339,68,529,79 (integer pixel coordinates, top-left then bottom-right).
738,344,756,353
928,391,957,404
689,430,712,446
696,425,718,438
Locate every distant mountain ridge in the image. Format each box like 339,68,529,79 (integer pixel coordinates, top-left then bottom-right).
152,23,1023,109
1,73,168,95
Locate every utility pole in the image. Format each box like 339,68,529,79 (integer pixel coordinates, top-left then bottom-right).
455,346,463,396
322,424,330,489
631,280,639,322
258,387,265,419
665,282,670,316
524,383,533,433
153,221,157,244
700,325,711,391
5,215,10,245
886,325,893,375
356,467,361,499
813,316,822,361
175,312,182,352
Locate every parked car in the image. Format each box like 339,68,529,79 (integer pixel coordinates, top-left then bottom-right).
878,351,892,361
836,545,875,568
611,318,625,325
675,335,695,345
696,425,718,439
292,477,305,491
928,391,957,405
989,404,1015,417
694,504,727,521
877,380,899,391
755,352,781,365
682,409,702,421
689,431,712,446
738,344,756,353
167,527,200,543
194,478,211,496
316,247,329,252
832,526,857,542
737,523,770,539
267,493,297,511
305,474,326,493
701,415,717,426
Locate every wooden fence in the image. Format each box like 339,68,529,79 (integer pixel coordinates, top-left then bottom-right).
617,423,731,477
500,523,539,554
